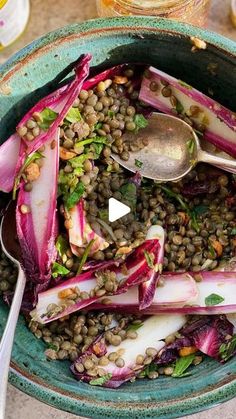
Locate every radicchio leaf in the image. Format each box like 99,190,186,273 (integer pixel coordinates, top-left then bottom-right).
16,130,59,284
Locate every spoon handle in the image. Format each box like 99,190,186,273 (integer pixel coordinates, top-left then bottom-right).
0,266,26,419
198,149,236,174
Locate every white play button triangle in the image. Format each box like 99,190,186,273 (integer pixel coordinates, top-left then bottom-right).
108,198,131,222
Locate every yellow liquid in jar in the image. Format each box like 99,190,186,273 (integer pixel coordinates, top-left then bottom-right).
0,0,30,50
97,0,211,27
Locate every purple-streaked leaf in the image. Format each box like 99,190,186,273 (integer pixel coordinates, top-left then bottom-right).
139,66,236,158
71,314,186,388
17,54,92,155
181,315,233,361
16,130,59,284
90,271,236,315
91,273,198,313
0,134,22,192
139,225,165,309
30,227,161,323
155,336,193,366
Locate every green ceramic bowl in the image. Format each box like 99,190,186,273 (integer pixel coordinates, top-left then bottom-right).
0,17,236,419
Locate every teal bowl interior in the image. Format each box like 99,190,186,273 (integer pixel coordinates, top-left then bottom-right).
0,17,236,418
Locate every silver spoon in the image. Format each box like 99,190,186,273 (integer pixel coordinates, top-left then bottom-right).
0,202,26,419
112,112,236,181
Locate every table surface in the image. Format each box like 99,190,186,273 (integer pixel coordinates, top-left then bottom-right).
1,0,236,417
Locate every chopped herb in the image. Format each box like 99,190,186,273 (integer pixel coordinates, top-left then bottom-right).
94,122,103,130
52,262,70,279
178,80,193,90
38,108,58,131
189,211,200,233
75,136,107,148
91,142,105,158
55,235,68,258
208,242,216,258
193,204,208,216
144,250,159,272
186,138,196,156
47,342,58,351
98,209,109,221
120,182,137,211
77,239,95,275
160,185,189,212
64,107,81,124
90,373,112,386
205,293,225,306
135,159,143,168
230,227,236,235
13,151,44,199
70,153,91,169
160,185,200,232
134,114,148,132
108,110,115,118
73,167,84,177
126,322,144,332
220,335,236,362
65,181,84,210
175,100,184,114
140,363,158,378
172,354,195,378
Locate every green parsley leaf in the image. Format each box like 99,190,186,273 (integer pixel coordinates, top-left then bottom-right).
230,227,236,235
77,239,95,275
38,108,58,131
90,373,112,386
120,182,137,211
55,235,69,258
172,354,195,378
193,204,209,216
186,138,196,156
140,363,158,378
91,142,105,158
144,250,159,272
98,209,109,221
175,100,184,114
135,159,143,168
47,342,58,351
95,122,103,130
205,293,225,306
13,151,44,199
134,114,148,132
126,322,144,332
64,107,81,124
65,181,84,210
208,242,216,258
75,136,107,148
52,262,70,279
108,110,115,118
160,185,200,232
70,154,90,169
219,335,236,362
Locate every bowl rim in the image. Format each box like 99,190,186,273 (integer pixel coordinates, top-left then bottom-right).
1,16,236,418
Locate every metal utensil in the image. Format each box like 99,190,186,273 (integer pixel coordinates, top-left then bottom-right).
0,202,26,419
112,113,236,181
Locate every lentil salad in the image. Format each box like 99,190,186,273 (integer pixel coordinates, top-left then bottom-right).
0,54,236,387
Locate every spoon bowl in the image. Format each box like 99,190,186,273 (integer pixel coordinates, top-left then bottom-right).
112,113,236,181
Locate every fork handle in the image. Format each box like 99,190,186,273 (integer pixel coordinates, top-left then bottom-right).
0,265,26,419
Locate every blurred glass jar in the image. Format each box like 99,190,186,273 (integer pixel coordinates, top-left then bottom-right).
97,0,211,27
0,0,30,50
